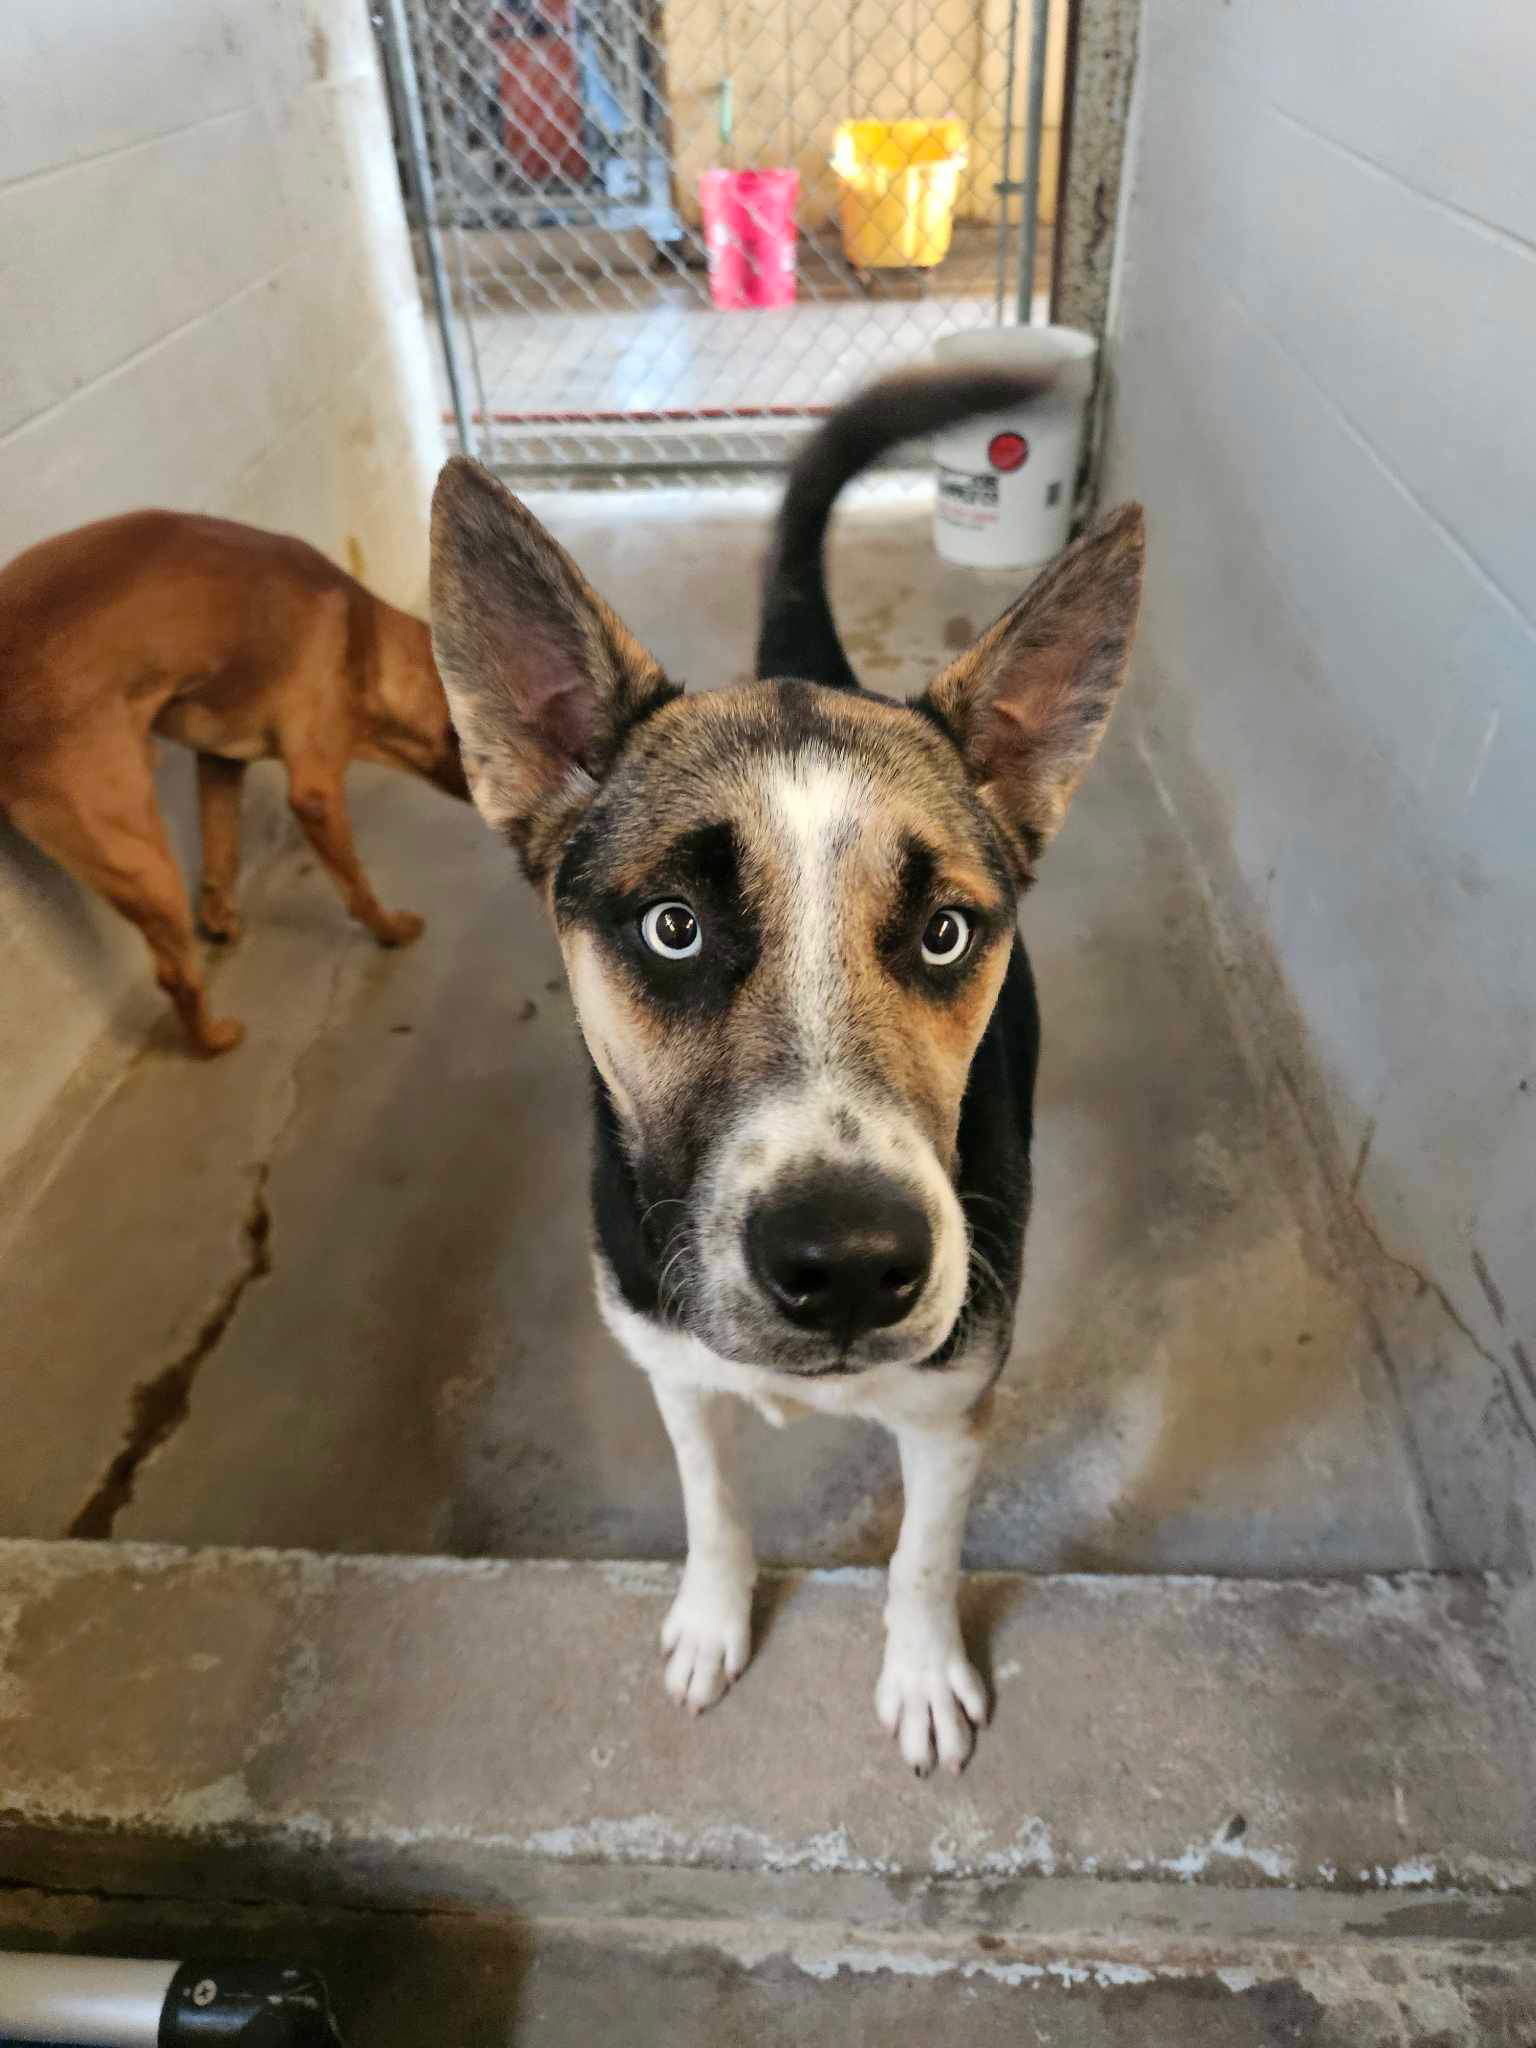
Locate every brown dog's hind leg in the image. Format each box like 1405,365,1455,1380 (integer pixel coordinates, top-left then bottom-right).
11,744,244,1057
285,772,424,947
196,753,247,942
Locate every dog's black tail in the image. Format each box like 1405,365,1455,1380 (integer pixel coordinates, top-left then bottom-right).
755,364,1061,690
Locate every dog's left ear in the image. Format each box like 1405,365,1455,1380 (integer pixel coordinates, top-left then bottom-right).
430,457,677,875
918,503,1145,867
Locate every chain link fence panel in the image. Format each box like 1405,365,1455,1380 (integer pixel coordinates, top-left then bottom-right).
379,0,1064,478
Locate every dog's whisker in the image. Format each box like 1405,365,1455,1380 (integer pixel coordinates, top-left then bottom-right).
958,1224,1009,1329
656,1230,695,1324
639,1197,688,1252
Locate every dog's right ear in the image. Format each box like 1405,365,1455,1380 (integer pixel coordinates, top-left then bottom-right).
430,457,677,877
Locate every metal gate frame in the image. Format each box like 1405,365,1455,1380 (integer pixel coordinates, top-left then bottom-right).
377,0,1059,478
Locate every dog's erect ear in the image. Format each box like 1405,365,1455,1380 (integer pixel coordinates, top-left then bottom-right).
430,457,677,875
918,504,1145,867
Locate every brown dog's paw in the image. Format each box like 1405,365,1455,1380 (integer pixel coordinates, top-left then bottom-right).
374,909,426,948
197,899,243,944
194,1016,246,1057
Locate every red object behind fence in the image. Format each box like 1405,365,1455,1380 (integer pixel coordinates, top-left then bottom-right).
699,168,799,309
497,0,587,186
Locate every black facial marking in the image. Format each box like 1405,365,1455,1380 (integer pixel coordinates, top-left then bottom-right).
772,676,845,747
591,1076,661,1314
620,820,758,1015
553,810,612,925
668,819,739,896
923,938,1038,1369
558,814,760,1019
882,834,937,953
877,831,996,997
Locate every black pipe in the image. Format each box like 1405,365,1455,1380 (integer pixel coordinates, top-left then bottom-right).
157,1961,345,2045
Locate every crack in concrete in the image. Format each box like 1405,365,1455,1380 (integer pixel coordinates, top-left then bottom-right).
1262,1057,1536,1564
64,933,355,1541
1352,1206,1500,1371
1348,1117,1376,1198
1262,1059,1443,1565
1271,1056,1536,1456
1350,1198,1536,1463
1471,1248,1507,1327
1126,717,1532,1575
0,1871,488,1929
67,1166,273,1539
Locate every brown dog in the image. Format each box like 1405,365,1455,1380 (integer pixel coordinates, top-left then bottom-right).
0,510,467,1053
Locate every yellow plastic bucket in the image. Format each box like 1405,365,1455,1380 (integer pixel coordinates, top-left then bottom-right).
831,119,967,269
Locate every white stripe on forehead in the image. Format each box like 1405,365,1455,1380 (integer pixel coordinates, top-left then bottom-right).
760,748,874,1062
766,749,871,848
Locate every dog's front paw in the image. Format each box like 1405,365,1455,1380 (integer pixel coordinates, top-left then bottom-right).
660,1562,754,1714
877,1615,988,1776
193,1015,246,1057
197,894,242,944
374,909,425,948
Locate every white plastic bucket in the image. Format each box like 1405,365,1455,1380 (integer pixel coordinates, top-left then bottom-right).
932,326,1097,569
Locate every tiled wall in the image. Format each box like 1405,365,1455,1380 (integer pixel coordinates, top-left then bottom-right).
1103,0,1536,1403
0,0,443,1176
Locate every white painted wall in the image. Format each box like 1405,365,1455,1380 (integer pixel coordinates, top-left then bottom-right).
0,0,443,1177
1103,2,1536,1425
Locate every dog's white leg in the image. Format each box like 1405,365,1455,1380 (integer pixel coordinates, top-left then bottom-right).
649,1377,756,1714
877,1419,988,1775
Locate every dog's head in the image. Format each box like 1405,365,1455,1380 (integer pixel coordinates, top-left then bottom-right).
430,463,1143,1374
360,612,472,801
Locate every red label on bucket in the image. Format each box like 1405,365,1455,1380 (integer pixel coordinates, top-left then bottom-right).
988,431,1029,473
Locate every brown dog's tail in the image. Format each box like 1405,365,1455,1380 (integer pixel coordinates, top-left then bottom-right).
755,364,1060,690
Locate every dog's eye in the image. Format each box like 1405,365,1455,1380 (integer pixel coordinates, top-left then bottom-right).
640,900,702,959
920,908,972,967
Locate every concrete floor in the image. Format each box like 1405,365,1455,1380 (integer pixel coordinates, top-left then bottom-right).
438,228,1056,452
0,490,1457,1570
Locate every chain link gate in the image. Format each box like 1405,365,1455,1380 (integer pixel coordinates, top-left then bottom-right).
378,0,1063,478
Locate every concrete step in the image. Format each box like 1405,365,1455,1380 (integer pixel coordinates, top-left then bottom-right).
3,1541,1534,2041
2,1541,1532,1903
5,1870,1535,2046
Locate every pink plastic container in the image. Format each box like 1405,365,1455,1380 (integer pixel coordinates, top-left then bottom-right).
699,168,799,309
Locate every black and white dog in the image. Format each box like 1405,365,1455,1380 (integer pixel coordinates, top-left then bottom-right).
430,370,1144,1774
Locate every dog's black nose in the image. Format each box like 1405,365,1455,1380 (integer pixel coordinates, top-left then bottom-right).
747,1171,932,1341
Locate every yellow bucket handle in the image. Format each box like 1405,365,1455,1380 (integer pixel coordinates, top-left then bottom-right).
829,150,969,173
